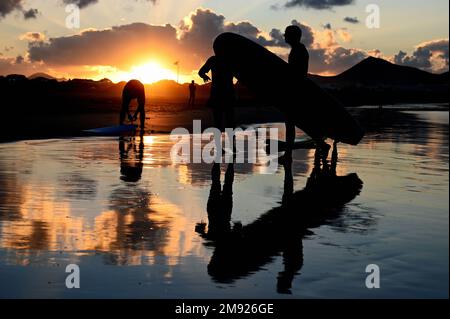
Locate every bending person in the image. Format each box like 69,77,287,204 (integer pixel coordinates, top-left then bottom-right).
121,79,146,130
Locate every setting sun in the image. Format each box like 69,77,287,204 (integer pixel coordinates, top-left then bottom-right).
128,61,177,84
99,61,179,84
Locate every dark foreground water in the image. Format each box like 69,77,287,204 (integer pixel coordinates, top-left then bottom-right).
0,109,448,298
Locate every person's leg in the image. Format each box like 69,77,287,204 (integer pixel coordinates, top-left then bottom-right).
120,96,131,125
282,156,293,205
225,106,235,145
137,93,146,129
139,110,145,130
221,103,236,157
213,107,223,132
280,119,295,163
277,240,304,294
330,141,338,175
315,138,331,161
285,120,295,153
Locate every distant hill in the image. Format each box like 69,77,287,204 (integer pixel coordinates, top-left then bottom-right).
29,72,56,80
29,72,67,82
311,57,448,86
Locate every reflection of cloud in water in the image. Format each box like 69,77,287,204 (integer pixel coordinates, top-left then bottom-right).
57,172,98,201
0,171,25,222
357,109,449,161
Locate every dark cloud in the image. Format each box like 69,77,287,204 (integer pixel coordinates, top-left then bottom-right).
25,7,365,75
179,8,276,59
23,8,39,19
368,49,382,58
343,16,359,24
0,0,22,18
27,8,280,72
0,0,38,20
0,55,50,76
62,0,99,9
257,18,363,74
15,55,24,64
29,23,181,68
267,20,314,48
394,39,449,73
17,6,447,76
179,8,226,58
320,46,366,73
62,0,157,9
284,0,355,10
31,9,251,71
1,0,157,19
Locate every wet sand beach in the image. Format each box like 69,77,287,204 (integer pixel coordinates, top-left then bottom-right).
0,107,448,298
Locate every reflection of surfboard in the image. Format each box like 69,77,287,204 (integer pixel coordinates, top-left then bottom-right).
214,33,364,145
266,137,318,152
83,124,138,136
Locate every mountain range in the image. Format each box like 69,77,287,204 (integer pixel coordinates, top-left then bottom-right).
310,57,448,86
14,57,448,87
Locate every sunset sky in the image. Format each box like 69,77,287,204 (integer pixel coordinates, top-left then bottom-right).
0,0,448,83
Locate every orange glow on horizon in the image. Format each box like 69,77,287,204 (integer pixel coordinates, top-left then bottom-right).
91,60,186,84
127,61,178,84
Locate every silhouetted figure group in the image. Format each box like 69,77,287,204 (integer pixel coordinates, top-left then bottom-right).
198,24,331,163
120,24,330,158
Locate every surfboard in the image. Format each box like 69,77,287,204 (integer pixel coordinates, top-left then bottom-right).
83,124,138,136
213,32,365,145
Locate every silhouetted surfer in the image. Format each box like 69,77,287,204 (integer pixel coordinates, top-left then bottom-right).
188,80,196,107
283,25,330,161
121,79,146,130
198,55,235,131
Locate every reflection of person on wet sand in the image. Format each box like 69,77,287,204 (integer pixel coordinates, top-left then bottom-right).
196,163,235,239
281,25,331,162
196,144,364,294
198,55,236,132
188,80,196,107
121,79,146,130
119,136,144,183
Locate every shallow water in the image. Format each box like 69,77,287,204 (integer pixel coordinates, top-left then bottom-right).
0,109,448,298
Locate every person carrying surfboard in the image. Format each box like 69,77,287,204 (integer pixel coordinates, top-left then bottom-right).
283,25,331,161
198,55,236,132
198,55,236,157
120,79,146,130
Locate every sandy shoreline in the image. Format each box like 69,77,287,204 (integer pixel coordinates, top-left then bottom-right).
0,103,447,143
0,105,286,142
